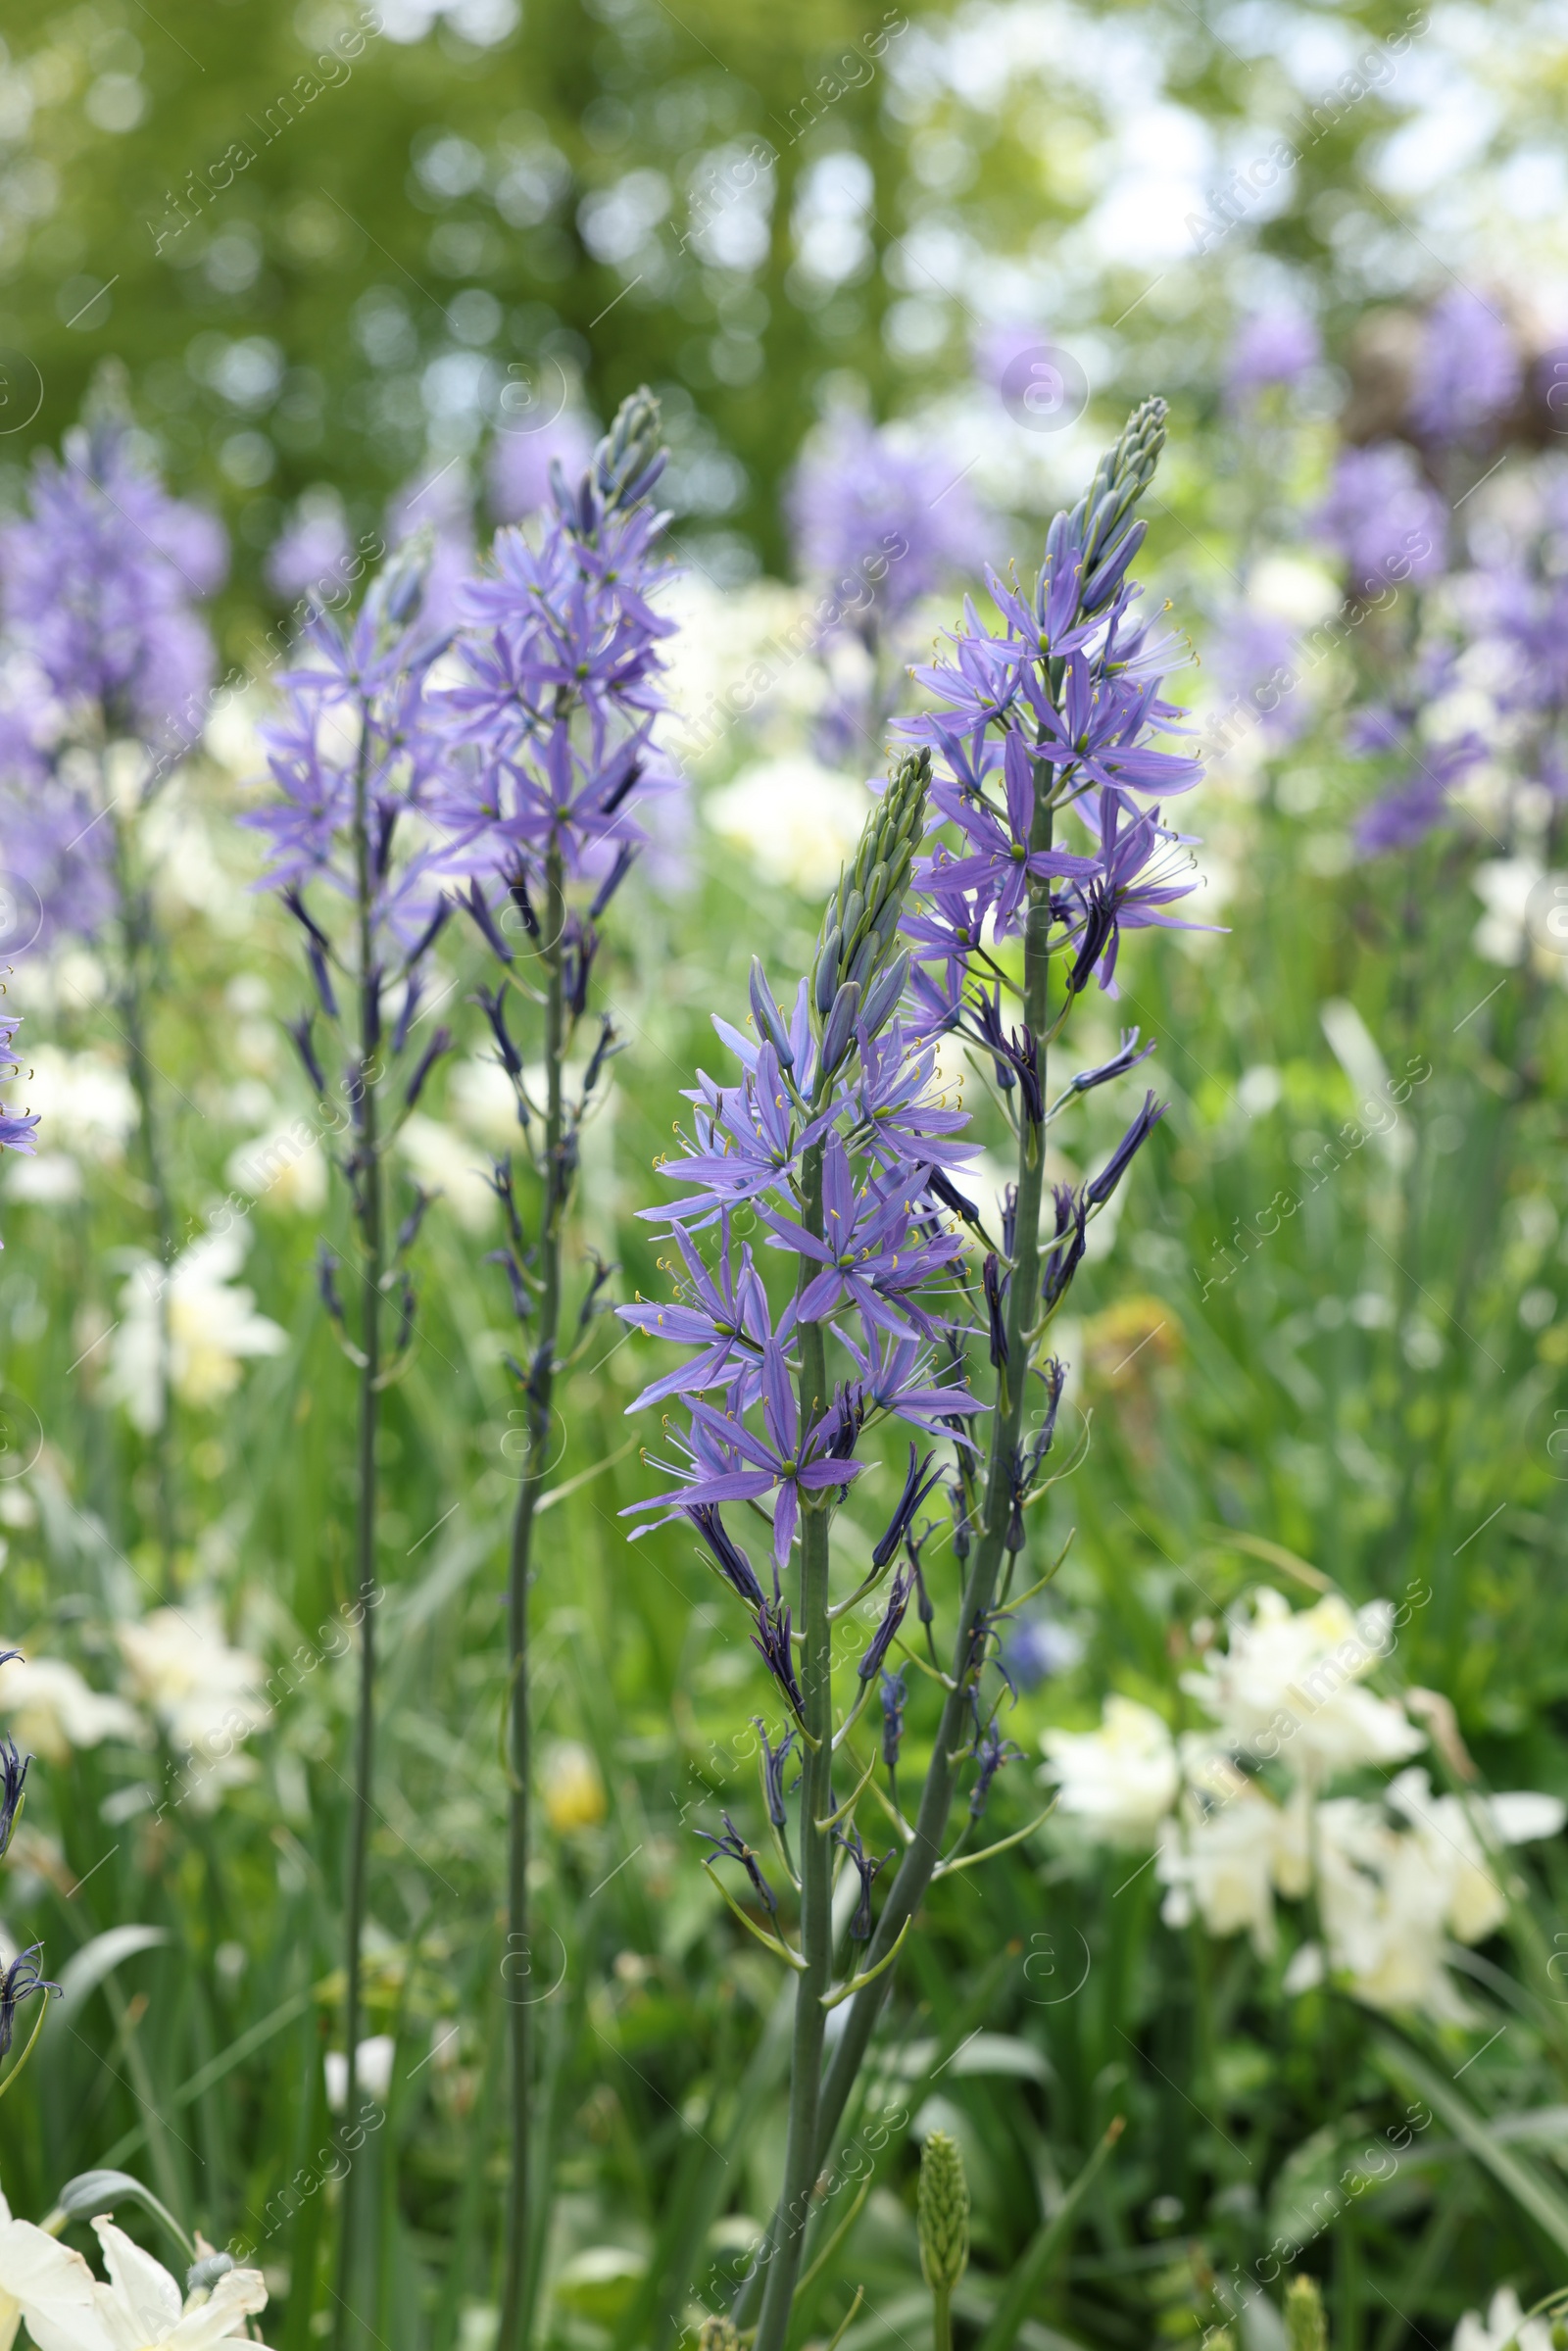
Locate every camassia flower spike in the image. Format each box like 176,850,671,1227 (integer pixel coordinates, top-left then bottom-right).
623,398,1204,2351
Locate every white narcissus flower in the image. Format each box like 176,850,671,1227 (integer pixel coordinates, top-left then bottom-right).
0,2187,111,2351
117,1606,270,1791
705,757,869,893
79,2220,270,2351
1042,1697,1180,1843
1454,2289,1553,2351
1387,1767,1566,1946
1156,1778,1310,1957
1179,1588,1425,1783
0,1653,145,1766
104,1221,287,1434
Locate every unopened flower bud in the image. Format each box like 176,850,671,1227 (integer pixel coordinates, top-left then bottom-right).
1285,2277,1326,2351
917,2129,970,2295
697,2319,738,2351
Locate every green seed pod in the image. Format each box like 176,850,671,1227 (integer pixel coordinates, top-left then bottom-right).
1285,2275,1327,2351
917,2129,970,2295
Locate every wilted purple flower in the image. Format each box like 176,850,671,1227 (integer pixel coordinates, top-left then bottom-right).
1408,288,1520,447
488,409,597,523
787,415,979,632
0,1943,55,2058
1225,308,1321,406
699,1811,779,1916
1312,443,1446,597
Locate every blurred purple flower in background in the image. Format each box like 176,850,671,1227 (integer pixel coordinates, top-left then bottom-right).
266,496,357,604
788,415,979,633
1408,288,1521,446
1206,607,1311,746
0,413,226,755
488,409,597,524
389,462,476,637
1312,443,1446,597
1225,307,1321,407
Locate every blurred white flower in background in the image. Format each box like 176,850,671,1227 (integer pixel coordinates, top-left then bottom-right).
1043,1696,1180,1842
1044,1587,1566,2024
225,1120,329,1215
1179,1588,1424,1781
104,1220,287,1433
325,2033,396,2110
1454,2289,1554,2351
706,756,869,892
0,2182,110,2351
397,1114,496,1230
0,1651,143,1765
117,1603,270,1788
6,1048,138,1204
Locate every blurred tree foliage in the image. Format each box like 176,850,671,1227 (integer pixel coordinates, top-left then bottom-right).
0,0,1477,651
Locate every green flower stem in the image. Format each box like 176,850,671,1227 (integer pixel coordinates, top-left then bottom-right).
334,721,384,2351
106,771,177,1590
499,845,567,2351
753,1139,836,2351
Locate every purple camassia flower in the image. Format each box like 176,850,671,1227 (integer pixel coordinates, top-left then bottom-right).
245,548,452,963
0,1012,37,1159
1061,792,1219,996
620,1220,796,1410
852,1018,974,1174
834,1326,978,1438
266,503,356,604
787,415,979,632
1312,444,1446,599
1206,607,1311,746
637,1336,863,1576
757,1133,965,1341
651,1041,838,1228
0,415,225,749
434,462,677,891
892,488,1204,1028
1225,307,1321,406
1408,288,1521,447
488,409,597,524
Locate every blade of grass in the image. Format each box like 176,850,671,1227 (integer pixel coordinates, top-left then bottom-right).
975,2117,1124,2351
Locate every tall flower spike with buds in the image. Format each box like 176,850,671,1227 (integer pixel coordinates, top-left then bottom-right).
918,2129,970,2351
623,402,1205,2351
249,532,455,2351
437,386,679,2351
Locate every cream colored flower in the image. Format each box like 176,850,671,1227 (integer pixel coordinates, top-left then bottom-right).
225,1122,328,1215
0,2186,111,2351
543,1740,608,1834
104,1222,287,1434
75,2219,269,2351
1042,1697,1180,1843
1179,1588,1424,1783
1454,2288,1552,2351
0,1653,144,1766
1387,1767,1565,1946
1157,1789,1283,1954
117,1605,270,1790
1314,1794,1469,2025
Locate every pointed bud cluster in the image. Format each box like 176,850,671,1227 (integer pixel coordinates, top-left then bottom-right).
917,2129,970,2294
572,384,666,526
1069,394,1168,571
810,749,930,1083
1285,2278,1327,2351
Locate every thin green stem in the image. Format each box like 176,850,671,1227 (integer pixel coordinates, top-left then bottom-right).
499,846,567,2351
333,720,383,2351
754,1141,835,2351
107,768,177,1590
932,2285,953,2351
